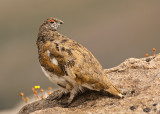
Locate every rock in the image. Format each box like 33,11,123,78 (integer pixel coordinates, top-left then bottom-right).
130,106,136,111
143,107,151,113
19,54,160,114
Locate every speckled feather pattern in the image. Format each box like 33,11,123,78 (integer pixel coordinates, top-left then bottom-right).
36,18,122,103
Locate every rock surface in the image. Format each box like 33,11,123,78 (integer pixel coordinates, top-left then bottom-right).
19,54,160,114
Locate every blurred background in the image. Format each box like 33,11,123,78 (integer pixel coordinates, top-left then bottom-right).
0,0,160,113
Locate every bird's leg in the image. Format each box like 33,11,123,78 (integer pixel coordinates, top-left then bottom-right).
60,89,78,106
67,91,76,105
51,88,69,100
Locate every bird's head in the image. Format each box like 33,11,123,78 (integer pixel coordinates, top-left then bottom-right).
39,17,64,31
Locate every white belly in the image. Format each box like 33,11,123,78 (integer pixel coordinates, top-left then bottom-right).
41,66,65,84
41,66,86,93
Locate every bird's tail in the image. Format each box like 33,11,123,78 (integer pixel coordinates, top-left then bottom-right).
103,75,123,98
105,83,123,98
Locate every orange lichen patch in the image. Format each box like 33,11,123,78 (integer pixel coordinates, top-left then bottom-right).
145,53,149,57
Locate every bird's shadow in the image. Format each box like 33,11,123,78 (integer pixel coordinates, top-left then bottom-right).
47,89,117,108
19,89,120,114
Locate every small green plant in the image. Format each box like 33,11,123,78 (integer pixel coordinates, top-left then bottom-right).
153,48,156,56
145,48,158,57
20,85,53,104
19,92,29,103
48,86,52,95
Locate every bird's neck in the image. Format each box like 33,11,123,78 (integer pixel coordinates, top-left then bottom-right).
37,30,60,42
38,29,58,37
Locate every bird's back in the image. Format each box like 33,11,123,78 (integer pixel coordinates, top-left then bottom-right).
37,18,122,98
37,31,113,91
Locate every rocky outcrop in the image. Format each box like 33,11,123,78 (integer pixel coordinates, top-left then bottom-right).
19,54,160,114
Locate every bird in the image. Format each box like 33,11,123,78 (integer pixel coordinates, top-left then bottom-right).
36,17,123,105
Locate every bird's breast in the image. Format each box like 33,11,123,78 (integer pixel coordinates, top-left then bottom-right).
41,66,65,84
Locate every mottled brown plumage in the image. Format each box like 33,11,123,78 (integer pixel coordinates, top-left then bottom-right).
37,17,122,105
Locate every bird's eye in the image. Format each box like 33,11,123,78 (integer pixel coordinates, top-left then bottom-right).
49,19,55,24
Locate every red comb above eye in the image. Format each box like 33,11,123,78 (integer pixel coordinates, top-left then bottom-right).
49,19,55,22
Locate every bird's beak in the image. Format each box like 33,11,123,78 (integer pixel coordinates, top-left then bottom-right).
60,21,64,24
